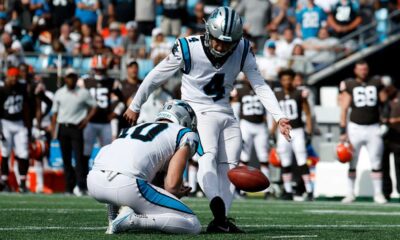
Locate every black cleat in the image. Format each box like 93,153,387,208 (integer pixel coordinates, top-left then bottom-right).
281,192,293,201
306,192,314,201
206,218,244,233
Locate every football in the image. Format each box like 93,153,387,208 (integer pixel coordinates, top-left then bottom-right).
227,166,270,192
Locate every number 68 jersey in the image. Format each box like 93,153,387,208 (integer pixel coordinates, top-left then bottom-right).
340,78,383,125
91,122,200,182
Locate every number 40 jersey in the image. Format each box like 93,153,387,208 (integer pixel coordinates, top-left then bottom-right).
91,122,200,182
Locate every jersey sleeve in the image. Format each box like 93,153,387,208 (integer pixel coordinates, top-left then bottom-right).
176,129,200,158
241,42,287,122
129,40,184,112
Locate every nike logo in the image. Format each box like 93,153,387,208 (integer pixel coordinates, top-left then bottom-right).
217,226,230,232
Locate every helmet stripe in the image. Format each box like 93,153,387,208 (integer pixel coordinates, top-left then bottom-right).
228,9,236,35
223,7,229,35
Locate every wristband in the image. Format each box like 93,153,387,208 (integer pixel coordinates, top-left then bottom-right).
340,126,346,135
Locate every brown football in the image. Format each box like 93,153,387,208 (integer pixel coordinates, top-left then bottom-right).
227,166,270,192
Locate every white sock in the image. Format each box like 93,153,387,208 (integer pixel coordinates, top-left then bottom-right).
371,171,383,195
282,173,293,193
260,165,270,179
302,174,313,193
34,161,44,192
128,212,201,234
188,165,198,193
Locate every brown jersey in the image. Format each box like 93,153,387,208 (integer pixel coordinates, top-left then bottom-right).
340,78,383,125
0,82,28,121
121,80,140,102
83,76,121,123
387,91,400,143
275,88,304,129
236,82,265,123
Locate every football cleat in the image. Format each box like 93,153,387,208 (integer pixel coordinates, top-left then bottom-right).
306,192,314,201
341,194,356,203
281,192,293,201
110,206,135,234
206,218,244,233
373,193,388,204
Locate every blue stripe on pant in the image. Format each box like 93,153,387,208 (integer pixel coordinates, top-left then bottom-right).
136,179,194,215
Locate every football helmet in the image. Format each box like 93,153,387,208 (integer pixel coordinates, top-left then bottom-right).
205,6,243,58
336,142,353,163
269,147,281,168
155,100,197,131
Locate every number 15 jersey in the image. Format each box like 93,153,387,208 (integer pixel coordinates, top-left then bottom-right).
91,122,200,182
340,78,383,125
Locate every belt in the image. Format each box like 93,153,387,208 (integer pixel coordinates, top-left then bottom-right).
60,123,79,128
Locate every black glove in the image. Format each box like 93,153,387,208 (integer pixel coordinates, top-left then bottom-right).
305,132,312,146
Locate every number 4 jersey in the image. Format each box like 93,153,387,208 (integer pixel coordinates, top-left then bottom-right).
91,122,200,182
340,78,383,125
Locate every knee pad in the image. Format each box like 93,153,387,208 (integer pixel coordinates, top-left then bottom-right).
298,164,310,175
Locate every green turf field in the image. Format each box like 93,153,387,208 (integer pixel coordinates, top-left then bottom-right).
0,194,400,239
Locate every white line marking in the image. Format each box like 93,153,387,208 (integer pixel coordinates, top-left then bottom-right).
0,208,104,213
306,209,400,216
270,235,318,239
0,226,105,231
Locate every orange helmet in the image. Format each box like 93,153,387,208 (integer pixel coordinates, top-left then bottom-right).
336,142,353,163
90,55,109,70
269,147,281,167
29,139,49,160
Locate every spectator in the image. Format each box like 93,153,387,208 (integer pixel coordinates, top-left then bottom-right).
269,0,296,34
135,0,156,36
328,0,362,38
109,0,135,23
0,11,6,34
0,31,24,67
92,33,111,54
59,23,76,53
382,83,400,201
122,21,146,57
150,28,171,61
81,23,93,45
296,0,327,39
47,40,73,69
51,68,97,195
236,0,273,51
186,2,206,35
257,40,288,82
288,44,314,74
104,22,123,55
69,18,82,43
275,27,303,60
160,0,186,37
10,0,32,31
30,0,51,27
50,0,76,28
74,0,102,31
303,27,341,68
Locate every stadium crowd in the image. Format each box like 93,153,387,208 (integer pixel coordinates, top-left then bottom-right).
0,0,400,204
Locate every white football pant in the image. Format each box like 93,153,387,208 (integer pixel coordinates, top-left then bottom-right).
240,119,269,163
196,111,241,214
347,122,383,170
277,127,307,167
84,123,112,156
87,170,201,234
0,119,29,159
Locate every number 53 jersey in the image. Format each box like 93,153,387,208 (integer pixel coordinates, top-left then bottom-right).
340,78,383,125
91,122,200,182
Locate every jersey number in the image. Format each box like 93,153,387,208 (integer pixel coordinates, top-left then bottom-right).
203,73,225,101
4,95,23,114
90,87,109,108
242,95,264,116
353,86,377,107
279,99,298,120
119,123,168,142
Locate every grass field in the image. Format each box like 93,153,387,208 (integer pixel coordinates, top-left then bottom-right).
1,194,400,239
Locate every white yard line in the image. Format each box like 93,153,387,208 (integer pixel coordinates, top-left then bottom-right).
0,226,105,231
269,235,318,239
305,209,400,216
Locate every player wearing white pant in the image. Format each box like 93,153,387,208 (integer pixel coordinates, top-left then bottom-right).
272,69,313,201
124,7,291,233
88,100,201,234
339,60,386,204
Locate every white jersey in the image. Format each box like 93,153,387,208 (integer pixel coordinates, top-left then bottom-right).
92,122,199,181
129,35,286,122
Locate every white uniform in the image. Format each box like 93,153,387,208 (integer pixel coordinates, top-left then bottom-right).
129,36,286,213
87,122,201,234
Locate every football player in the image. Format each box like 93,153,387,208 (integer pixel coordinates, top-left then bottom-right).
339,60,387,204
271,69,313,200
0,67,31,192
232,77,270,186
124,7,291,233
87,100,201,234
79,55,124,194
